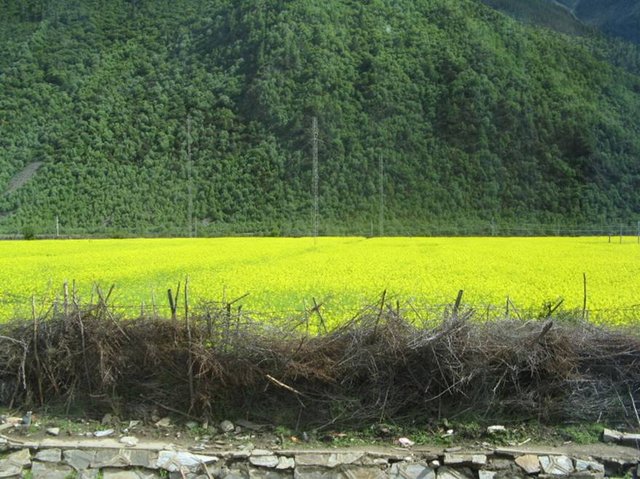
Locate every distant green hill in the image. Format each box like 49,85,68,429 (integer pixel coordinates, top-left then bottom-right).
485,0,640,44
568,0,640,44
1,0,640,236
479,0,589,35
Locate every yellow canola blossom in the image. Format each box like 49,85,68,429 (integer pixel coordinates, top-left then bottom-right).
0,237,638,324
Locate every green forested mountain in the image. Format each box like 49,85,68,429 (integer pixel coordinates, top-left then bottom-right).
555,0,640,45
1,0,640,236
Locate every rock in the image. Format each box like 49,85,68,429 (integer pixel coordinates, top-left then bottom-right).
102,469,160,479
120,436,140,447
436,466,474,479
185,421,199,430
340,466,387,479
31,462,75,479
478,472,496,479
487,425,506,434
326,453,364,468
64,449,96,471
235,419,265,431
389,463,436,479
223,469,248,479
250,455,280,468
78,470,101,479
515,455,541,474
602,428,623,443
488,459,513,470
101,413,113,425
539,456,574,475
6,449,31,467
220,420,235,433
443,454,487,467
127,450,160,469
0,448,31,477
91,450,134,468
156,451,219,473
276,457,295,470
155,417,172,428
94,428,115,437
46,427,61,436
575,459,604,473
293,467,336,479
397,437,415,447
251,449,273,456
621,432,640,444
34,448,62,463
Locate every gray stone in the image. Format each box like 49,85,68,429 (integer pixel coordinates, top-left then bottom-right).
276,457,295,470
34,448,62,463
4,449,31,468
102,469,161,479
224,469,249,479
92,449,133,468
127,449,159,469
602,428,623,443
478,472,496,479
247,468,293,479
515,455,540,474
574,459,604,474
64,449,96,470
389,463,436,479
341,466,387,479
436,467,474,479
46,427,61,436
94,428,115,437
78,470,101,479
292,452,364,469
120,436,140,447
487,425,506,434
0,464,22,479
156,451,218,473
0,449,30,478
250,455,280,468
155,417,171,428
488,459,513,471
251,449,273,456
294,454,326,467
443,454,487,467
293,467,337,479
220,420,235,433
31,461,75,479
540,456,574,476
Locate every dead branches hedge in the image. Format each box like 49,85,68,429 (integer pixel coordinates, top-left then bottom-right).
0,298,638,428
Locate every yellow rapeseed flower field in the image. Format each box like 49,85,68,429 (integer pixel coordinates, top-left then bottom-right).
1,237,638,324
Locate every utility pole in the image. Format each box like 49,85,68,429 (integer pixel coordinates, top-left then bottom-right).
187,115,193,238
55,215,59,238
378,153,384,236
312,116,319,239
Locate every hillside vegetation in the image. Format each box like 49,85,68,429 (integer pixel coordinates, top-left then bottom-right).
555,0,640,44
1,0,640,236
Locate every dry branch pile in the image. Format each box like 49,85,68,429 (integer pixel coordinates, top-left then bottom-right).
0,297,638,428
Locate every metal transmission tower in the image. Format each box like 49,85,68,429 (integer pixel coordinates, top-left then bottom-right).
187,115,194,238
312,117,319,238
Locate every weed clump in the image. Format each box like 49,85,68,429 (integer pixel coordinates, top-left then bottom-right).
0,296,638,429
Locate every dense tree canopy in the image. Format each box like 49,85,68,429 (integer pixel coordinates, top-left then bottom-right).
1,0,640,236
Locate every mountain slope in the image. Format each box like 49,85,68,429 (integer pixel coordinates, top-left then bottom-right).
478,0,589,35
566,0,640,44
1,0,640,235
